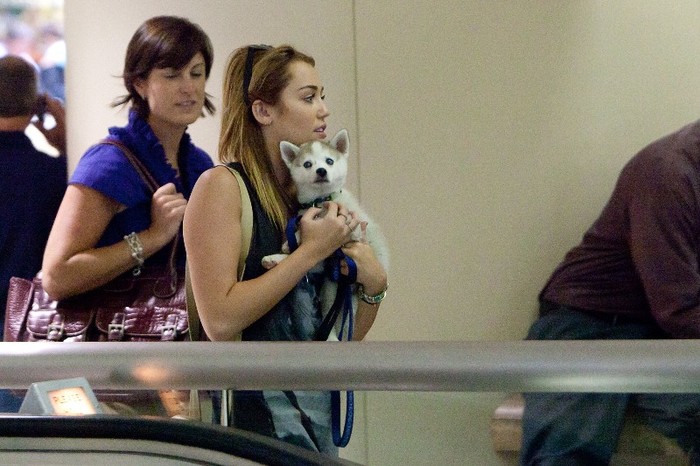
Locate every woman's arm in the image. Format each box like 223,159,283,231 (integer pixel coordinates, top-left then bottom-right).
42,183,185,300
184,166,358,341
341,239,388,341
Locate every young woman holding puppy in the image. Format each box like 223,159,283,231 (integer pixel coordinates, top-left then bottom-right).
184,45,388,454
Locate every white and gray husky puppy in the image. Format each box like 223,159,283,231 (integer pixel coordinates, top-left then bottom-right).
261,129,389,339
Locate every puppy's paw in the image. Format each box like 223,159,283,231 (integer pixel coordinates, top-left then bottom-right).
261,253,288,269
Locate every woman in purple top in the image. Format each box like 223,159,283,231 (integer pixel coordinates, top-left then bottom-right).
42,16,214,300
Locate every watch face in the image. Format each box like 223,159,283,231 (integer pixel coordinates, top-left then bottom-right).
47,387,97,415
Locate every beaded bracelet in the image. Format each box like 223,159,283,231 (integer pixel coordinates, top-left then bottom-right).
123,232,145,276
357,284,388,305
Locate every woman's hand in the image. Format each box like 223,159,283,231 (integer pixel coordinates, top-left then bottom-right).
341,222,388,295
297,201,359,264
340,222,388,341
147,183,187,244
33,94,66,155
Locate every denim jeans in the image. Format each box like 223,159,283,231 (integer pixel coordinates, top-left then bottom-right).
0,389,22,413
520,303,700,465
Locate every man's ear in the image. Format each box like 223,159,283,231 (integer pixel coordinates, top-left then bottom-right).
251,100,273,126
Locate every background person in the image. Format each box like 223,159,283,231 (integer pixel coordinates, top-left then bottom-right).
521,120,700,465
184,44,388,454
36,22,65,101
0,54,66,412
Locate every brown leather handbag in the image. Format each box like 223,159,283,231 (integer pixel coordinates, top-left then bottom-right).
3,139,189,416
3,260,187,343
4,139,188,344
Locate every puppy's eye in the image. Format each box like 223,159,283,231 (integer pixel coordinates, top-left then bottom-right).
303,161,313,169
326,158,334,166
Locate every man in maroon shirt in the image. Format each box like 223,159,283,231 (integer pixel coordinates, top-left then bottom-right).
521,121,700,465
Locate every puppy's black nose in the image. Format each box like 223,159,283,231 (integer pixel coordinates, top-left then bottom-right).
316,167,327,177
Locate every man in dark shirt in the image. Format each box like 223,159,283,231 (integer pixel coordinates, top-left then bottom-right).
521,121,700,465
0,55,66,411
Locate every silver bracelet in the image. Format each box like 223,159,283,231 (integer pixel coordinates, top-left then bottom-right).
357,284,388,305
123,232,145,276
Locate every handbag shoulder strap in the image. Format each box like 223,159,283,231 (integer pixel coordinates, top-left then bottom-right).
100,139,159,194
224,164,253,277
186,164,253,341
99,138,179,283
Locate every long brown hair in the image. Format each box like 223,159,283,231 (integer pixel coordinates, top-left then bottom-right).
112,16,215,118
219,44,315,230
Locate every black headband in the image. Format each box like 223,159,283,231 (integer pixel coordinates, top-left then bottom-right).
242,44,272,107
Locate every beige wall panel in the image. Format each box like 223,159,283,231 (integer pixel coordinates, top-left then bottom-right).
354,1,700,343
355,1,700,464
64,0,358,187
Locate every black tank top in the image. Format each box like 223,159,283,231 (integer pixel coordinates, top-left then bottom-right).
229,163,323,342
227,162,282,282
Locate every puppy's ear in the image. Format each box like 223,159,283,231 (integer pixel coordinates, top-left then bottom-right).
330,129,349,157
280,141,300,167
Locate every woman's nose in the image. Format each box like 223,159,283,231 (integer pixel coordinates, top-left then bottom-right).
318,100,330,118
181,77,196,93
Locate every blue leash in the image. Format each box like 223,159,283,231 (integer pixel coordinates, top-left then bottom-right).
285,215,355,447
330,278,354,447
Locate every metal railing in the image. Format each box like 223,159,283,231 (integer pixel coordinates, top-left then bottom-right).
0,340,698,392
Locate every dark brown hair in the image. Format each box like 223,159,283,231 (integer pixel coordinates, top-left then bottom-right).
0,55,38,117
112,16,215,118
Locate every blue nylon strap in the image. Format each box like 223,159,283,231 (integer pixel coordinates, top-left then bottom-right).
331,389,354,447
286,216,301,252
332,277,354,447
344,256,357,284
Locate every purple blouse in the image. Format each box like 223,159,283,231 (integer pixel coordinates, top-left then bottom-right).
70,111,213,265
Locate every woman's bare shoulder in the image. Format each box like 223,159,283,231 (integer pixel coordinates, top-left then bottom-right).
193,165,241,196
187,164,243,223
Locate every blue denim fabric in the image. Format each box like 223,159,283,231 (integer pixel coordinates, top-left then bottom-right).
222,272,336,456
263,390,336,456
0,390,22,413
520,305,700,465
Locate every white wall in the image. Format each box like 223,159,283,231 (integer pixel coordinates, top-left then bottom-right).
355,1,700,343
64,0,357,182
65,1,700,464
353,2,700,464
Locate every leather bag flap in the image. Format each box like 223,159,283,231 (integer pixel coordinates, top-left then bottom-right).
25,309,95,341
95,305,189,340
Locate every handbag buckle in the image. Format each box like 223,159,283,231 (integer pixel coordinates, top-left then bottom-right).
108,312,125,341
47,314,64,341
160,314,179,341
